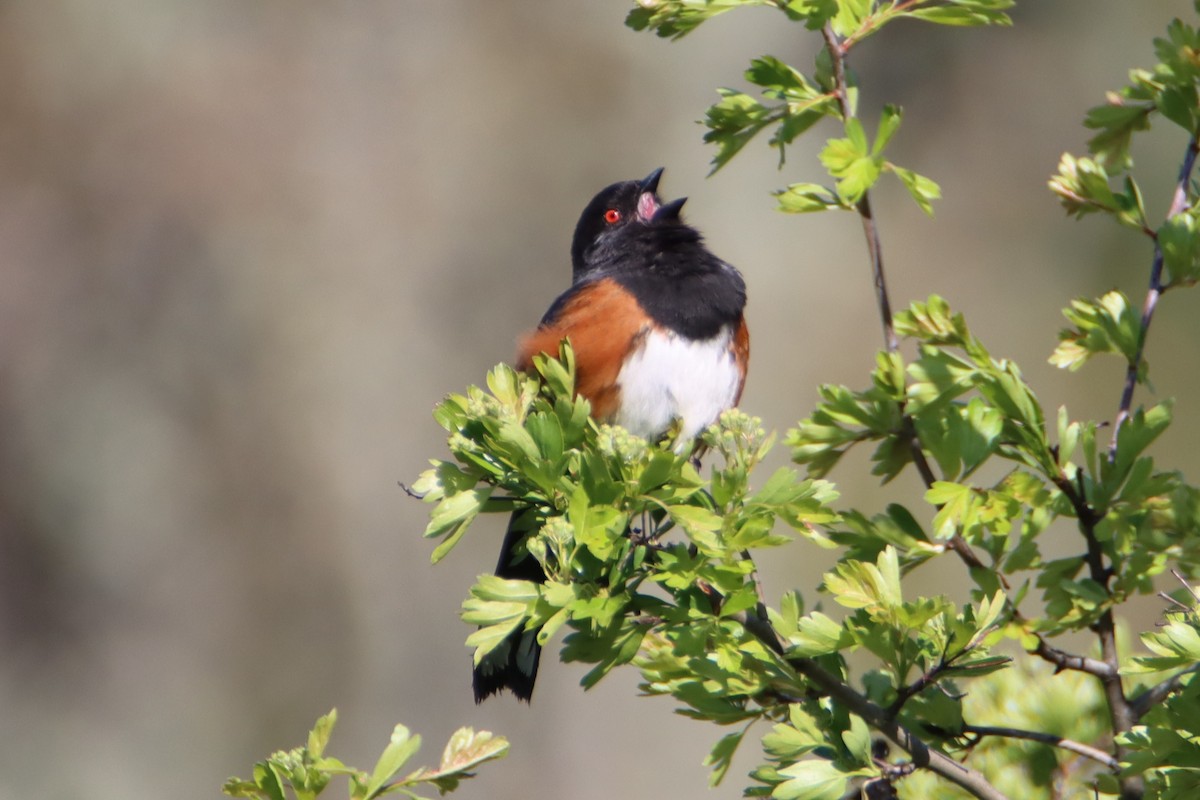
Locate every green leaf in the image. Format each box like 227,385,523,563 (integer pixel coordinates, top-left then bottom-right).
1051,291,1141,371
907,1,1014,27
1159,82,1199,131
787,611,851,656
701,54,841,171
1082,87,1154,170
1109,402,1173,494
626,0,769,40
775,182,844,213
405,728,509,795
1130,616,1200,672
926,481,974,539
762,706,826,761
668,504,725,551
841,715,872,765
569,486,628,561
462,576,540,661
1049,153,1120,218
221,778,269,799
636,448,687,494
788,370,905,479
913,396,1002,480
773,758,849,800
873,105,902,155
819,119,882,203
364,725,421,800
830,0,871,38
252,763,287,800
704,89,778,173
825,547,903,614
485,363,522,407
748,468,840,525
705,726,751,787
1159,210,1200,286
896,295,973,346
781,0,838,28
890,164,941,216
426,487,494,563
974,591,1008,641
747,55,816,99
532,341,576,397
307,710,337,759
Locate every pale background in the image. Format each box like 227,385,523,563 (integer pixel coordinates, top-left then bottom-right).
1,3,1197,799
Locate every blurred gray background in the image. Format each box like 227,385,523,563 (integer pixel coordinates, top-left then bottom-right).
1,2,1197,798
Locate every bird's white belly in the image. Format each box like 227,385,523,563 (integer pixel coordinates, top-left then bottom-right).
615,325,740,444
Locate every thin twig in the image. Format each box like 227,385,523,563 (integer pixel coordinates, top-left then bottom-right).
741,547,772,614
1081,537,1134,792
1049,473,1099,528
1030,636,1118,679
1109,136,1199,458
1048,473,1109,585
1129,664,1200,720
1172,568,1200,603
1046,464,1135,792
1157,590,1193,614
962,725,1120,771
887,654,951,719
821,24,898,352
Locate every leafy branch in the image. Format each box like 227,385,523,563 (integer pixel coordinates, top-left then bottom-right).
1111,136,1199,454
417,349,1026,798
408,3,1200,800
222,711,508,800
729,593,1011,800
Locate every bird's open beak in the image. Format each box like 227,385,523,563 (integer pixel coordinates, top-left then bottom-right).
652,196,687,222
636,167,685,223
638,167,664,195
636,167,664,221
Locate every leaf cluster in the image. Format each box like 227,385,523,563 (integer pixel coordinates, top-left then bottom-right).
629,0,1013,216
1120,589,1200,800
417,346,839,693
222,711,508,800
1048,5,1200,362
418,345,1042,797
791,296,1199,635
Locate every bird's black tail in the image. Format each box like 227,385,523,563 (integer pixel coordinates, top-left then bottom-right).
472,510,546,703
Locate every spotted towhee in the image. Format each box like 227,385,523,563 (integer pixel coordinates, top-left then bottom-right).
472,168,749,702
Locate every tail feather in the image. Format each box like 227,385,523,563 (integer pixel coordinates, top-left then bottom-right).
472,511,546,703
472,625,542,703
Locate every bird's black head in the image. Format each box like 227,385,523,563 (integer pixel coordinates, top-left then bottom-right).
569,167,690,280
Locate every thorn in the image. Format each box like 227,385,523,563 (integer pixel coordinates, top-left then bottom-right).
1159,591,1192,613
1172,569,1200,603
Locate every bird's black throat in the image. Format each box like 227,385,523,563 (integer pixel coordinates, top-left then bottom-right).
599,225,746,341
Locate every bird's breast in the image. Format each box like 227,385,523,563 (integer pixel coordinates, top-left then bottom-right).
614,324,743,444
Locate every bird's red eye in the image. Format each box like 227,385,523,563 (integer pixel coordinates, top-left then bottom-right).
604,209,621,224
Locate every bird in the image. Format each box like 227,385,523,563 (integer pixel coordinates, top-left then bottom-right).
472,167,749,703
